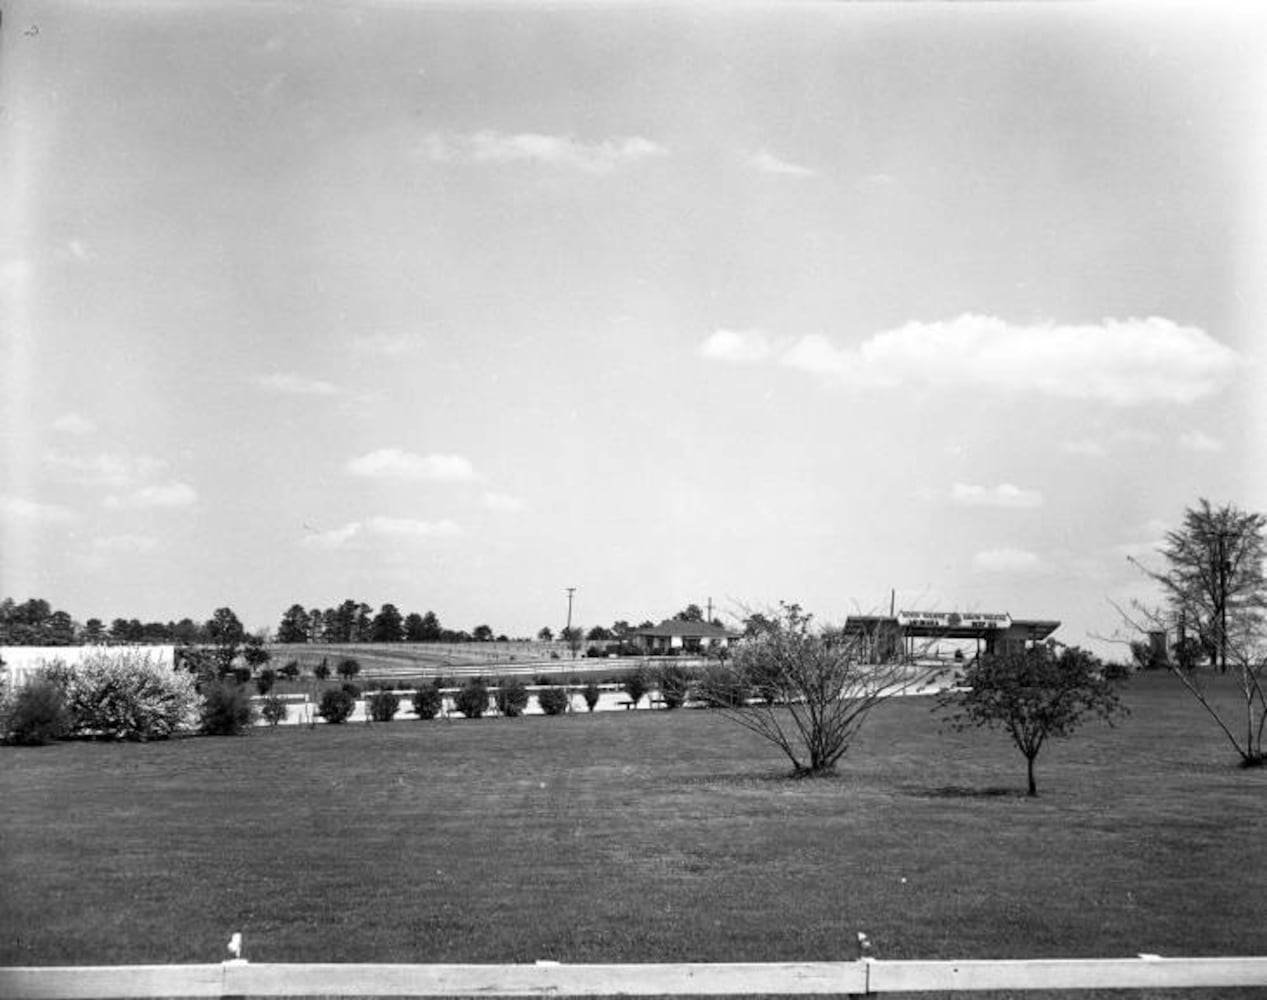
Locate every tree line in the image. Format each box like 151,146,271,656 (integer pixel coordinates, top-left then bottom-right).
1,596,729,650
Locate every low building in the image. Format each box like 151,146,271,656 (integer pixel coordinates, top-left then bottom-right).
629,619,740,655
842,611,1059,661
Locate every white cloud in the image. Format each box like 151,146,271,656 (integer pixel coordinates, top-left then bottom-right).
1115,427,1161,446
352,333,422,356
365,516,461,539
346,449,475,482
698,329,773,364
0,495,77,523
1178,430,1224,452
93,534,158,553
44,452,166,488
950,483,1044,509
300,517,460,549
52,413,96,435
482,491,525,513
972,548,1045,574
104,481,198,509
780,334,857,380
421,131,667,173
300,522,363,550
1060,439,1109,458
746,149,818,178
713,314,1237,406
252,372,343,396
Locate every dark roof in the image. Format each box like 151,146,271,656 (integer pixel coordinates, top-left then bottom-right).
634,619,738,639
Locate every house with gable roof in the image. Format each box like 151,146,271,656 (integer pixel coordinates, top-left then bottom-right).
629,619,740,655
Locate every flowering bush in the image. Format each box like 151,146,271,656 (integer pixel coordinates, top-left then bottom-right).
66,649,200,741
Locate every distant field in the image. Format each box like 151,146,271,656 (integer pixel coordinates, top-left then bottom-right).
2,671,1264,998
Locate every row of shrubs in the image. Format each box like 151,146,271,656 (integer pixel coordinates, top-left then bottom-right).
264,663,741,727
1,654,739,743
267,677,603,727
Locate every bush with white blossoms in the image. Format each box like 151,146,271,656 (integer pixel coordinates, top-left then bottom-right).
65,649,201,741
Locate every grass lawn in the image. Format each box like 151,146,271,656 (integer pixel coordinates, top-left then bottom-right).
1,672,1265,991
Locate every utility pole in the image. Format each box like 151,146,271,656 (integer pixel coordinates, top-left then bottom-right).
706,597,713,623
565,587,576,656
564,587,577,713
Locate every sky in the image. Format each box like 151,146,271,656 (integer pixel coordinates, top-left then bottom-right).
2,2,1265,654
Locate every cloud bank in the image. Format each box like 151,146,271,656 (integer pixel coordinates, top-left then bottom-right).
746,149,818,178
52,413,96,435
421,131,666,173
703,315,1238,406
301,516,461,550
347,449,475,482
0,495,76,523
950,483,1043,509
44,452,166,489
252,372,343,396
698,329,774,364
104,482,198,509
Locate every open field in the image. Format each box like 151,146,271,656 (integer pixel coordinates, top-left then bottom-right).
1,672,1265,995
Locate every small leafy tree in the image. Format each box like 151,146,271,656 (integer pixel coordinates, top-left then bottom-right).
337,658,361,682
412,683,444,720
936,644,1126,796
200,679,257,736
537,684,570,716
4,670,72,745
657,663,692,709
622,667,649,708
368,689,400,722
455,679,490,719
700,602,935,778
561,626,584,659
255,667,277,696
582,681,601,712
318,687,355,724
242,637,271,672
278,659,301,682
495,678,530,717
313,658,330,681
261,694,288,727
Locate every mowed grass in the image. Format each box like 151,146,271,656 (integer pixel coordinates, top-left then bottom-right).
1,672,1265,981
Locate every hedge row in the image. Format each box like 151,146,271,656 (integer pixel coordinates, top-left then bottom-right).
2,659,731,742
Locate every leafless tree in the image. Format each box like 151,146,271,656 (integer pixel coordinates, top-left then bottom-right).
1123,499,1267,767
699,603,942,777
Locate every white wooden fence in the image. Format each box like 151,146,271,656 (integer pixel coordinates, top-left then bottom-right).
3,956,1266,998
